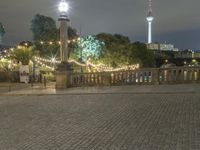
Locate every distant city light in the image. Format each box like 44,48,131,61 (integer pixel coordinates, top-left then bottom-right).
17,46,22,49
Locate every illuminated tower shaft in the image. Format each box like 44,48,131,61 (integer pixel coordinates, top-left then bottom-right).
148,21,152,43
146,0,154,44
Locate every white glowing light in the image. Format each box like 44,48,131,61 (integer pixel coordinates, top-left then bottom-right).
59,0,69,13
51,58,56,63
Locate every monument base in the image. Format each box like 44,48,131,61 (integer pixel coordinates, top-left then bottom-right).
56,62,73,89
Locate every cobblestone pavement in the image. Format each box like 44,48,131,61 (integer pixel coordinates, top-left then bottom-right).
0,92,200,149
4,83,200,95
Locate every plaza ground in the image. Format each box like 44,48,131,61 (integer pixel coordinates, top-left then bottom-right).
0,83,200,149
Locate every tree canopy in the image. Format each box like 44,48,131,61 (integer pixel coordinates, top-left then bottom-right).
71,35,104,62
0,22,5,43
31,14,57,41
96,33,155,67
31,14,77,57
11,46,34,65
30,14,155,68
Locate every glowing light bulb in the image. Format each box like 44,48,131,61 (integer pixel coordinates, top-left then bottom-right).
59,0,69,13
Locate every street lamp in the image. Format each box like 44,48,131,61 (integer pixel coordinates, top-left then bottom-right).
56,0,72,89
59,0,69,13
58,0,69,63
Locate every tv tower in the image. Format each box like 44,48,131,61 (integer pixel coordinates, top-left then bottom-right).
146,0,154,44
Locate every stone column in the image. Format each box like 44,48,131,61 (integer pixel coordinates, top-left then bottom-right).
59,16,69,62
56,63,73,89
151,68,159,84
56,14,73,89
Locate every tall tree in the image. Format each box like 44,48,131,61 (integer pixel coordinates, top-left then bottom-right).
96,33,132,67
132,42,155,67
10,46,34,65
31,14,77,57
96,33,155,67
31,14,58,41
0,22,5,44
31,14,58,56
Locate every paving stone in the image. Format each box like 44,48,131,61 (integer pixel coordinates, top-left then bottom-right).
0,90,200,149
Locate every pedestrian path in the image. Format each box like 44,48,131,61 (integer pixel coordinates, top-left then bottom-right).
0,86,200,149
1,82,200,95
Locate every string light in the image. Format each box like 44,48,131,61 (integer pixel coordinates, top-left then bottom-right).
36,37,80,46
34,56,139,72
34,58,55,71
1,39,139,73
34,56,61,64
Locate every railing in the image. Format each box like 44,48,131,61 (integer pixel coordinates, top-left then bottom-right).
0,71,20,82
159,67,200,84
69,67,200,87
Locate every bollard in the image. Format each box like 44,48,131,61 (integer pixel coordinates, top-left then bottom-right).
44,76,46,88
9,74,11,92
8,85,11,92
31,76,33,87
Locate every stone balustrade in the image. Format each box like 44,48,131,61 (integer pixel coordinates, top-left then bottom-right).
69,67,200,87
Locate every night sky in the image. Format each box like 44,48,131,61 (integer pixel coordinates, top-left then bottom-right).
0,0,200,50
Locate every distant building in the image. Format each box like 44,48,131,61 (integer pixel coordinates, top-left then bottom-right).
174,49,200,58
147,43,179,52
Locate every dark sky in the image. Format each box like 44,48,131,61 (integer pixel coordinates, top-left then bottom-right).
0,0,200,50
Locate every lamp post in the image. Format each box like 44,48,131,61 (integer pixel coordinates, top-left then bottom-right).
58,0,69,63
56,0,72,89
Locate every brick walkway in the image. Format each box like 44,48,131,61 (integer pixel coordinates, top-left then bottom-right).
0,87,200,149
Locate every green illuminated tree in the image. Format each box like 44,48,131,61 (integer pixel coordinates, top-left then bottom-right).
72,35,104,62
